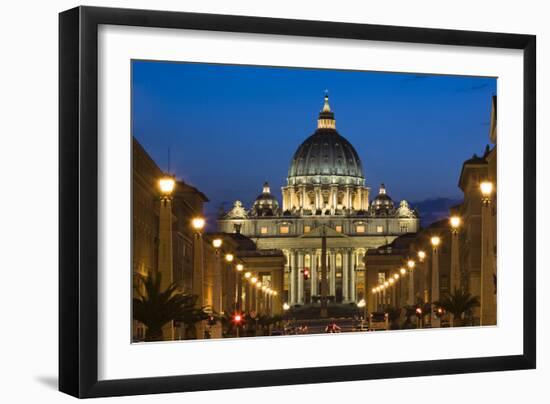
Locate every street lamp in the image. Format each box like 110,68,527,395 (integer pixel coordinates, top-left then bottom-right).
417,250,426,262
450,216,461,295
480,181,494,203
480,180,496,325
250,277,257,284
225,253,234,263
157,175,176,340
159,176,176,196
191,217,205,232
211,237,223,338
407,260,415,269
244,272,251,279
212,238,223,249
430,236,441,328
400,267,406,275
236,263,244,272
190,216,206,339
450,216,461,231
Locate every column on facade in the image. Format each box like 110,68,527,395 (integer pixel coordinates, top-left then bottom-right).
357,188,362,210
329,251,336,296
289,251,296,304
342,249,349,301
297,250,304,304
311,250,318,296
301,185,307,210
328,185,335,211
345,186,351,210
314,186,320,210
350,250,357,301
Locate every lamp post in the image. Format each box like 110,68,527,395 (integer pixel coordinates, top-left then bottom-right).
191,216,206,339
450,216,461,294
235,262,244,311
417,250,427,303
430,236,441,328
157,176,176,340
225,253,236,311
407,260,415,306
211,238,223,339
393,273,400,307
480,181,496,326
244,271,251,311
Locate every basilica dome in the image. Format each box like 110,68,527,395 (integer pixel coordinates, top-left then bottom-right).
287,94,364,186
251,182,279,216
370,183,395,215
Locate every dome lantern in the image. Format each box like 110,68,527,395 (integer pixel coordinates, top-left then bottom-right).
317,92,336,129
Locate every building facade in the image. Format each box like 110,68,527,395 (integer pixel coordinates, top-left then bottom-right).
218,95,420,306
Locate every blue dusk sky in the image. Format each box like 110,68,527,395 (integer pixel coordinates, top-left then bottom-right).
132,60,496,220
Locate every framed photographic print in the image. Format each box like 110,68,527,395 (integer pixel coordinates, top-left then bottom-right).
59,6,536,398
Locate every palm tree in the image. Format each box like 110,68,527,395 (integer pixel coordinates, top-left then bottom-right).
436,289,479,327
133,272,211,341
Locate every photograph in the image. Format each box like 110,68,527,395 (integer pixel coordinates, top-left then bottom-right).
131,60,498,342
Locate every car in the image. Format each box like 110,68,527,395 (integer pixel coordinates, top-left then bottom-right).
369,312,389,331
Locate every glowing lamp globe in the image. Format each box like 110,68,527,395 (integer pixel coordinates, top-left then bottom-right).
191,217,205,231
159,177,175,195
480,181,494,197
450,216,461,229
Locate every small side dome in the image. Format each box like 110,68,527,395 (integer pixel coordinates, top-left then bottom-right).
251,182,280,217
371,183,395,216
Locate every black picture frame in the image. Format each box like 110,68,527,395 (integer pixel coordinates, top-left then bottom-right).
59,6,536,398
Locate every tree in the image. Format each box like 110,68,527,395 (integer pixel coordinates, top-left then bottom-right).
436,289,480,327
385,306,402,330
402,305,418,329
133,272,211,341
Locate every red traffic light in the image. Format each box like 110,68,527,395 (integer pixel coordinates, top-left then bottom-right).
232,313,243,324
303,268,310,279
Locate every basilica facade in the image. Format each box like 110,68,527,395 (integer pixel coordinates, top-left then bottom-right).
218,95,420,306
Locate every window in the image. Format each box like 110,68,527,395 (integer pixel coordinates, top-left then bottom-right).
260,226,268,234
378,272,386,285
376,225,384,233
356,225,365,233
400,223,408,233
304,225,311,233
280,226,290,234
335,225,343,233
